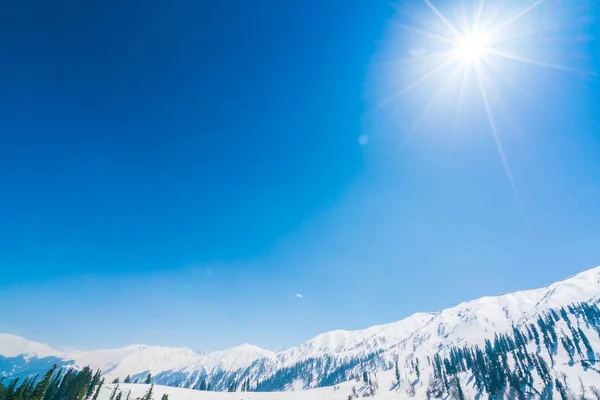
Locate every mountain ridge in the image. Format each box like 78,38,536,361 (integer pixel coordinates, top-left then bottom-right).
2,265,600,395
4,266,597,361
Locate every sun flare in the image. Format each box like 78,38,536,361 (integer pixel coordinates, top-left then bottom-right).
378,0,593,205
456,32,489,64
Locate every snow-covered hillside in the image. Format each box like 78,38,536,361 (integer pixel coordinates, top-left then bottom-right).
2,265,600,399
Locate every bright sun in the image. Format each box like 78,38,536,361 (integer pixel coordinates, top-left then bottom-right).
456,32,489,64
379,0,593,206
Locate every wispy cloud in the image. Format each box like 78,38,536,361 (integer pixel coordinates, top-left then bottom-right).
295,293,304,299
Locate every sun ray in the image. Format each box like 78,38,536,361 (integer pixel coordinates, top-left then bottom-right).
486,25,564,46
459,0,469,30
386,67,461,168
455,67,471,123
474,65,523,207
487,0,546,38
402,69,460,145
480,55,526,96
379,56,457,107
473,0,486,32
486,48,595,76
423,0,463,38
394,22,458,45
373,50,453,67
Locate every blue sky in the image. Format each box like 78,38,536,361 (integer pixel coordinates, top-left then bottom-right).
1,0,599,351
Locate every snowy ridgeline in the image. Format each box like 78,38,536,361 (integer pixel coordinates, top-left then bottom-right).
2,266,600,399
96,301,600,399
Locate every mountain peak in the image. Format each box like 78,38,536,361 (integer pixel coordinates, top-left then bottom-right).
0,333,63,359
196,343,275,371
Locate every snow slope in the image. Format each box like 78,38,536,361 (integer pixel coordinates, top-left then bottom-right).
96,379,420,400
96,381,376,400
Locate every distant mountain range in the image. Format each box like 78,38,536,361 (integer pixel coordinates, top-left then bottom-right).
2,266,600,399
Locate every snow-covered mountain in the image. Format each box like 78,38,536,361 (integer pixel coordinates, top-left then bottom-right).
0,334,63,359
2,265,600,398
0,340,275,385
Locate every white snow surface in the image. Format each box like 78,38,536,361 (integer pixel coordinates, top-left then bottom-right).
96,379,419,400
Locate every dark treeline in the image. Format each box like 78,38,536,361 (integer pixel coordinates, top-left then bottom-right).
0,364,104,400
0,366,167,400
425,302,600,399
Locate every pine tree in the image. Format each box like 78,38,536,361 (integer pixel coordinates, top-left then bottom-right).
110,384,119,400
555,378,569,400
579,327,594,356
228,380,237,392
30,364,57,400
145,374,152,385
124,376,131,384
86,370,102,400
561,336,575,362
115,393,122,400
112,379,120,384
142,384,154,400
92,378,104,400
5,377,20,399
415,359,421,380
66,367,94,400
455,378,466,400
7,377,27,400
55,370,73,400
160,394,168,400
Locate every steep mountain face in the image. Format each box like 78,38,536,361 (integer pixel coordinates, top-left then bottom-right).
2,266,600,397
